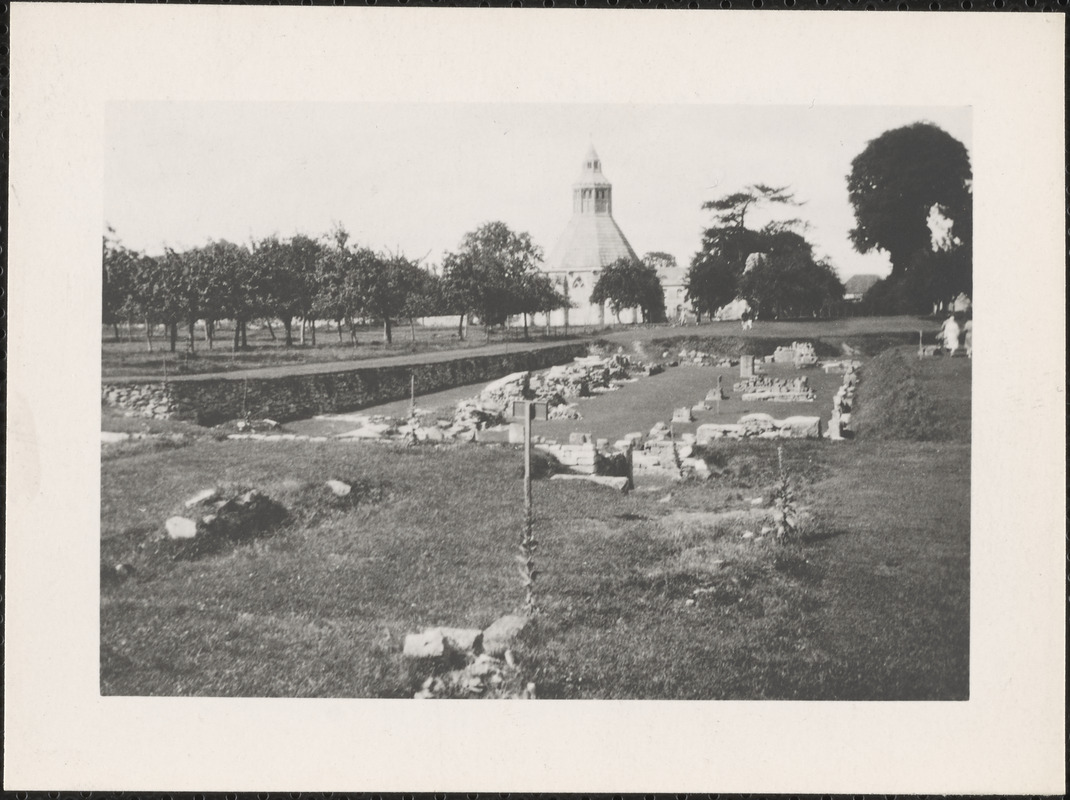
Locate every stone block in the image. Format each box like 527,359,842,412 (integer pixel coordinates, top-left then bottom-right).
475,425,512,443
165,516,199,540
403,629,447,659
739,355,755,378
631,451,663,469
326,479,352,497
779,416,821,438
184,488,220,508
438,627,484,655
508,423,526,444
695,423,743,443
482,614,530,657
569,432,592,445
550,474,631,492
681,457,711,478
672,407,694,423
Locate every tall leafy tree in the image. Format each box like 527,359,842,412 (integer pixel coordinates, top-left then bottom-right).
847,122,972,307
102,232,139,342
313,225,359,345
514,270,567,338
590,256,666,324
737,229,844,318
702,184,799,230
686,186,800,319
442,221,545,339
399,265,445,343
354,251,423,344
255,234,323,346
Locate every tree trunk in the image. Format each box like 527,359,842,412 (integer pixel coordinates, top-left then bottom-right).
300,318,306,346
233,321,241,352
206,319,214,350
409,317,417,343
265,319,277,341
145,317,154,352
241,321,247,348
112,323,120,342
383,316,392,344
169,322,178,352
310,318,316,346
522,313,529,340
457,314,466,340
187,319,197,351
283,317,293,347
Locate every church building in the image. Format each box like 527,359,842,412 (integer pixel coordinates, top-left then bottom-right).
539,146,642,327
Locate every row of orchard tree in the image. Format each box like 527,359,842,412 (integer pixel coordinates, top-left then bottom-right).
103,221,569,352
684,122,973,319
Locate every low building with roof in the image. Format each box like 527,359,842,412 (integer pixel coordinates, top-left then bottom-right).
843,273,882,302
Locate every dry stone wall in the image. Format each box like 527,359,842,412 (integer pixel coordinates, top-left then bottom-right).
102,343,587,426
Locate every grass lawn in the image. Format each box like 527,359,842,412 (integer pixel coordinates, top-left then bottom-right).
101,315,939,380
101,322,579,380
101,348,969,699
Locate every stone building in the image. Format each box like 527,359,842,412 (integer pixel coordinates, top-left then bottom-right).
538,146,642,327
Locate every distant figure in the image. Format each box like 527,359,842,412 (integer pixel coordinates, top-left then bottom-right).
963,317,973,359
940,313,961,357
740,309,753,331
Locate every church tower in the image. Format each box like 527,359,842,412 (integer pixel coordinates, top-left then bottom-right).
541,145,640,327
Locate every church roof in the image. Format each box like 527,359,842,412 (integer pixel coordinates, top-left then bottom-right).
544,214,638,273
844,273,881,295
573,146,612,188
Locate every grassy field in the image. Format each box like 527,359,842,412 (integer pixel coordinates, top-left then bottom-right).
102,315,940,380
101,321,578,379
101,346,970,699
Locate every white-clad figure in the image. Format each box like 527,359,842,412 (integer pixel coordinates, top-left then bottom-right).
963,318,973,359
940,314,961,357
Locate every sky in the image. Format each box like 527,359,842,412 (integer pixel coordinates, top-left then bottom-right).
105,103,971,280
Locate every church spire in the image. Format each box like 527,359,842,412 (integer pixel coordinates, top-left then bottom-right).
573,144,613,215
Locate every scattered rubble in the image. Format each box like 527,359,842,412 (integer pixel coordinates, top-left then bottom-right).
404,614,536,699
696,414,821,442
733,375,816,402
160,486,287,558
827,363,861,440
765,341,818,368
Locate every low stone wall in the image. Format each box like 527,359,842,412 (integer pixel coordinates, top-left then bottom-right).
103,343,588,426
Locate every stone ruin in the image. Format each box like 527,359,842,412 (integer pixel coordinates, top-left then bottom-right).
403,614,536,699
732,375,816,402
674,348,737,368
827,363,860,440
298,353,642,447
695,414,821,442
161,486,288,558
766,341,819,368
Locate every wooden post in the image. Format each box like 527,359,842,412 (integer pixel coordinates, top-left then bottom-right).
524,403,532,521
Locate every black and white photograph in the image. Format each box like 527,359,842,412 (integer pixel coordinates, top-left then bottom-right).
6,6,1065,794
100,102,974,701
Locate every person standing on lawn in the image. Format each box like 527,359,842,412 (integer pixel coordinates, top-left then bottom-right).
940,313,960,357
962,315,973,358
